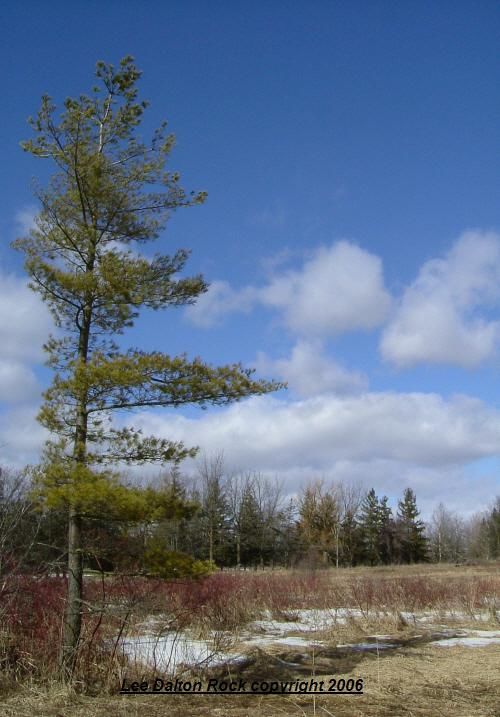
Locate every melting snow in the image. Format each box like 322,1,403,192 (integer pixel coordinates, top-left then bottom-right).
431,630,500,648
119,632,243,673
119,609,500,672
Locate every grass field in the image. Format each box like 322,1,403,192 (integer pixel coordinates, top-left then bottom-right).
1,563,499,716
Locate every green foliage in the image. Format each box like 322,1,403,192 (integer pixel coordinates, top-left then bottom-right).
30,461,198,523
15,55,283,510
238,483,264,565
358,489,395,565
143,542,215,579
475,497,500,559
359,489,381,565
15,56,283,670
396,487,428,563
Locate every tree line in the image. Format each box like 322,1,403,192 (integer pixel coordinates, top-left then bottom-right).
1,460,498,578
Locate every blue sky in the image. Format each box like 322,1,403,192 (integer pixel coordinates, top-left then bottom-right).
1,1,499,516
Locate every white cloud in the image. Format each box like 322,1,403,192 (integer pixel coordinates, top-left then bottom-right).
314,459,499,519
260,241,391,335
1,387,497,514
0,361,39,402
381,231,500,367
256,340,368,397
0,271,52,362
15,207,37,235
185,280,259,328
185,241,392,337
0,405,48,468
0,269,52,404
134,392,500,491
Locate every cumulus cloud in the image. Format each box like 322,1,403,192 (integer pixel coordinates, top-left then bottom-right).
0,361,39,402
381,231,500,367
0,271,52,362
0,270,52,403
0,405,48,468
260,241,391,335
130,392,500,472
115,390,500,516
185,241,392,336
185,280,259,328
256,340,368,397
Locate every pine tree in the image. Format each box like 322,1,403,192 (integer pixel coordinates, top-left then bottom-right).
396,488,427,563
238,482,263,566
359,488,382,565
15,56,282,675
485,498,500,559
378,495,395,565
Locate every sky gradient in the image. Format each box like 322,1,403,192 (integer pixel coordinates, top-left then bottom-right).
1,1,499,517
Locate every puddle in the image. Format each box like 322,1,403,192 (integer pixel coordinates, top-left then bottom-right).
337,641,399,652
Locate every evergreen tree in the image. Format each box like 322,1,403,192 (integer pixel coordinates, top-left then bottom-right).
339,510,362,566
489,499,500,558
378,495,395,565
358,489,395,565
396,488,427,563
359,489,382,565
15,56,282,674
238,482,263,566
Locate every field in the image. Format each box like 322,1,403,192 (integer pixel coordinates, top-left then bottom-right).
1,563,499,717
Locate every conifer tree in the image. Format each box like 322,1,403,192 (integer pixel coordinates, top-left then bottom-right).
15,57,282,675
359,488,382,565
483,497,500,559
238,482,263,566
378,495,395,564
396,488,427,563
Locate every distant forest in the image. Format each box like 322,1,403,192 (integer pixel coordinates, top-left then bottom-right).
1,456,499,577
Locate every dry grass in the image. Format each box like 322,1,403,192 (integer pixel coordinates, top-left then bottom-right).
0,643,498,716
1,563,499,715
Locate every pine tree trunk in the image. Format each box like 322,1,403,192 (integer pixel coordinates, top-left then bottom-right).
61,507,83,677
60,295,92,677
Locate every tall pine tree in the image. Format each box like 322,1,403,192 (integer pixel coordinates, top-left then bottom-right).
15,57,282,675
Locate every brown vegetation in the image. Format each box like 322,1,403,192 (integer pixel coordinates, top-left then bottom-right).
0,562,498,715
